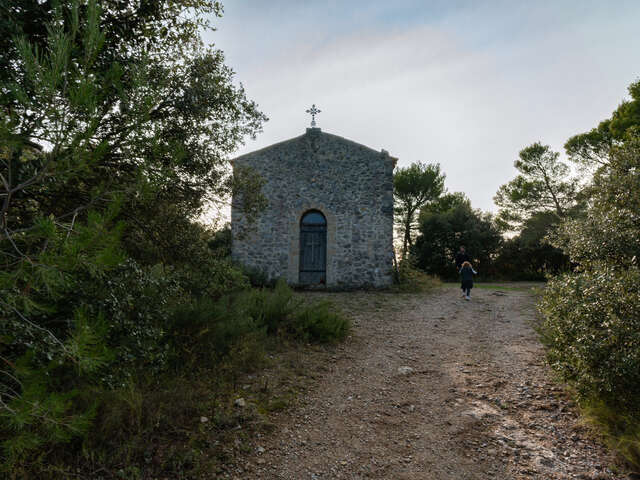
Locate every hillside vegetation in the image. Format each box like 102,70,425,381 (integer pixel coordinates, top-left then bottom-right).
538,82,640,470
0,1,349,477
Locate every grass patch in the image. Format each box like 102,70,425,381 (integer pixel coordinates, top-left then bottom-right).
581,400,640,472
84,341,337,479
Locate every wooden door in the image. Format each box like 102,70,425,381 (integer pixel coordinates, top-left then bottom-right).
299,211,326,285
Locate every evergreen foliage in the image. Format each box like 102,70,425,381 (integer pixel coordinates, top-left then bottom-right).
391,259,442,293
412,200,502,280
492,212,569,280
410,190,567,282
538,88,640,469
0,0,292,476
393,161,445,259
494,142,578,231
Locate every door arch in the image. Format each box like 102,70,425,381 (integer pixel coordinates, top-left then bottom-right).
299,210,327,285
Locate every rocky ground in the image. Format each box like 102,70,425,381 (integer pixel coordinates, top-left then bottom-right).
223,284,633,479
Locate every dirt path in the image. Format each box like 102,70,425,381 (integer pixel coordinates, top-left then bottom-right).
232,285,626,479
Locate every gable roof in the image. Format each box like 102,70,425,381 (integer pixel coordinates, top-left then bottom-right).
233,128,397,167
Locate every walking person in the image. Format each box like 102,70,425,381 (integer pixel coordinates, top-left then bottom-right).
460,261,477,300
455,246,470,297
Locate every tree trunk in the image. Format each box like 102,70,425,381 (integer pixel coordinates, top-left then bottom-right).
402,216,412,260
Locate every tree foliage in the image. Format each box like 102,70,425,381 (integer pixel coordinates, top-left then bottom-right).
393,161,445,259
0,0,268,474
542,134,640,404
413,200,502,280
540,88,640,468
494,142,577,231
564,119,614,169
493,211,569,280
553,136,640,269
420,191,471,215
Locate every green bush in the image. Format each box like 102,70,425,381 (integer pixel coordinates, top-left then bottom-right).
292,302,351,343
243,265,273,288
0,310,111,477
86,260,182,382
392,260,441,292
245,279,300,334
539,265,640,410
169,279,350,368
234,280,350,343
2,276,351,476
536,117,640,470
168,295,261,370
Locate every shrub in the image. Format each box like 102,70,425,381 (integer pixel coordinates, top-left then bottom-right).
168,279,350,371
169,295,264,369
539,265,640,410
0,310,111,477
85,260,182,382
207,225,232,257
392,260,441,292
238,279,350,342
243,266,273,288
246,279,300,334
291,302,351,343
538,128,640,471
174,257,249,299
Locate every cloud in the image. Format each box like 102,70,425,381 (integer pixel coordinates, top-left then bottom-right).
208,1,640,212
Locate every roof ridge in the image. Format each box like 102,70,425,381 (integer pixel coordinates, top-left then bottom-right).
233,129,394,163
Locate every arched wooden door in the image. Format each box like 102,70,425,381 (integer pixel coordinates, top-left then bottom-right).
299,210,327,285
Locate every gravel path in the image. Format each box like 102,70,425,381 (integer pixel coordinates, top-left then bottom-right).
234,284,628,479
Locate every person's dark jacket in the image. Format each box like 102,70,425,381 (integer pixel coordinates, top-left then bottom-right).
455,251,470,268
460,265,476,288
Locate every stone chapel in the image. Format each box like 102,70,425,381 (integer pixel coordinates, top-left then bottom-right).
231,111,395,288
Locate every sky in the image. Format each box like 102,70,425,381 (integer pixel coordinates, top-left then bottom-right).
204,1,640,213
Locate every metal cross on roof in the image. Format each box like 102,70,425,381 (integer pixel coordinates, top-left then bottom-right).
305,104,321,127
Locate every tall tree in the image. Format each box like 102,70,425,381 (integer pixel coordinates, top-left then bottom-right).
539,82,640,460
393,161,445,259
0,0,266,469
540,131,640,422
494,142,577,231
413,201,502,280
1,0,266,239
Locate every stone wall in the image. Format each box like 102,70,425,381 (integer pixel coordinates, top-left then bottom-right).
231,128,394,288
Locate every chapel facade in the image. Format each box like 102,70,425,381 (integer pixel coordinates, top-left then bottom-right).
231,126,395,288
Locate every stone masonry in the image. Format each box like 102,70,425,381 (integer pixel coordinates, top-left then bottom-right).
231,127,394,288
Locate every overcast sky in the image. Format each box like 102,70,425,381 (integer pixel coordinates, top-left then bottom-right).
204,1,640,212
